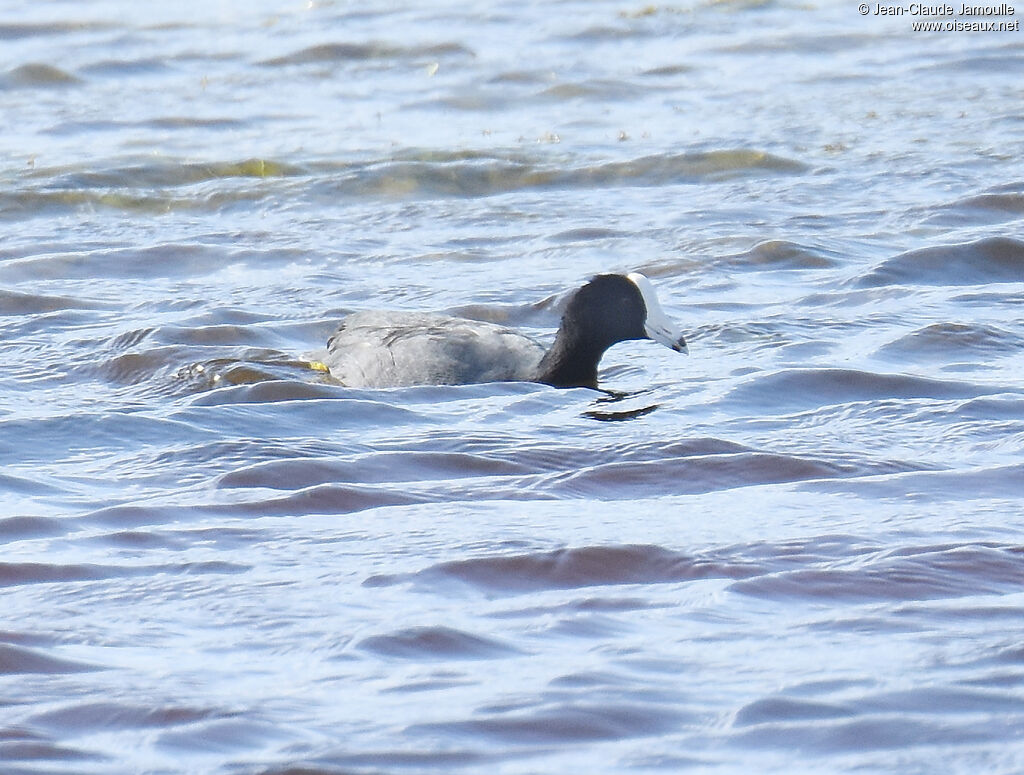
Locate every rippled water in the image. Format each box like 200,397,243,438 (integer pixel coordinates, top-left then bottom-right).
3,1,1024,773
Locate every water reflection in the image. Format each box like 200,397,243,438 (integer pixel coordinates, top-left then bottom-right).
584,389,660,422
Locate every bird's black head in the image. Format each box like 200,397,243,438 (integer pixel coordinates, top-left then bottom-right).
536,273,687,389
563,274,650,351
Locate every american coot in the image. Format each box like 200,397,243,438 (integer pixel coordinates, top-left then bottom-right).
322,273,687,389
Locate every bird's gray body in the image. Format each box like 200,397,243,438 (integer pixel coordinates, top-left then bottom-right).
324,311,546,388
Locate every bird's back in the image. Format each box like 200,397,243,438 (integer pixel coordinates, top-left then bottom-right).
324,311,546,388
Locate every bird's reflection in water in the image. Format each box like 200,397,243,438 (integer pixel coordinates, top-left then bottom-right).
583,388,660,422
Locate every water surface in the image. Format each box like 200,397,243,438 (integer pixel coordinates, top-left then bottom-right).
2,1,1024,773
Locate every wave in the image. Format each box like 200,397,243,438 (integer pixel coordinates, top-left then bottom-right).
260,41,474,66
731,542,1024,602
0,560,248,587
30,702,221,731
0,515,67,542
327,148,808,198
357,625,521,660
2,147,807,220
875,322,1024,361
1,63,80,88
0,643,103,675
724,367,1014,412
409,701,685,743
365,544,763,595
857,237,1024,287
931,186,1024,226
716,240,842,271
0,21,110,40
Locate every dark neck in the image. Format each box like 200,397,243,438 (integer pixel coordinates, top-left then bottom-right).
534,328,603,389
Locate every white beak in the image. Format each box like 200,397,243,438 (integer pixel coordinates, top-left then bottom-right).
627,272,688,354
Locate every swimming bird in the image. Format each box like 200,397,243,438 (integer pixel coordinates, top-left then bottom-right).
322,273,687,389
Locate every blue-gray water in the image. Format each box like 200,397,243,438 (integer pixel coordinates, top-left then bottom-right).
2,1,1024,773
